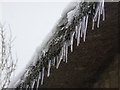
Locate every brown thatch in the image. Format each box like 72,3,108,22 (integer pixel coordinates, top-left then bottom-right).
39,2,119,88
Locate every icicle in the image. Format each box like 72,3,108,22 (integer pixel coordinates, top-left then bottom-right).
63,42,66,62
81,16,85,38
92,19,95,30
31,79,35,89
56,48,63,69
75,26,78,39
102,2,105,21
41,67,45,85
47,60,51,77
26,85,29,90
36,72,41,89
70,32,75,52
100,2,103,14
65,43,68,63
52,57,55,66
97,9,101,28
97,1,102,28
77,22,81,46
94,5,99,22
83,15,89,42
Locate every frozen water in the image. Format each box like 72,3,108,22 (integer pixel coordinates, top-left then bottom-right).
41,67,45,85
70,32,75,52
47,60,51,77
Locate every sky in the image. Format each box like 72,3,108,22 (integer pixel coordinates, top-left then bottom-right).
0,2,70,80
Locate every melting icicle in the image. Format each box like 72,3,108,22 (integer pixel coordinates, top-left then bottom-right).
92,19,95,30
36,72,41,89
81,16,85,38
63,42,66,62
92,0,105,30
94,5,99,22
77,22,81,46
83,15,89,42
102,0,105,21
52,57,55,66
97,8,101,28
26,85,29,90
31,79,35,89
41,67,45,85
97,1,102,28
70,32,75,52
102,6,105,21
56,48,63,69
75,26,78,39
47,60,51,77
65,42,68,63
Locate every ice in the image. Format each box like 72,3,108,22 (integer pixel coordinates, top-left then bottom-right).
77,22,81,46
36,72,41,89
26,85,29,90
31,79,35,89
70,32,75,52
83,15,89,42
102,0,105,21
92,19,95,30
63,43,66,62
65,42,68,63
92,0,105,30
52,57,55,66
40,67,45,85
6,1,106,88
47,60,51,77
102,8,105,21
56,48,63,69
75,26,78,39
81,16,85,38
97,8,101,28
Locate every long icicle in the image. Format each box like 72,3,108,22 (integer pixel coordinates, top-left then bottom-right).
102,0,105,21
65,42,68,63
77,22,81,46
56,48,63,69
47,60,51,77
97,2,101,28
40,67,45,85
31,79,35,89
81,16,86,38
70,32,75,52
83,15,89,42
52,57,55,66
63,42,66,62
75,26,78,39
36,72,41,89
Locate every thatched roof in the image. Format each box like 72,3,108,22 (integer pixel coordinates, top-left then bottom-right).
11,2,119,89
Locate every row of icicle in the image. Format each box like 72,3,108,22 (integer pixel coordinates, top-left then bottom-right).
20,0,105,89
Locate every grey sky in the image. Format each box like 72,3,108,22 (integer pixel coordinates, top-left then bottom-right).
1,2,69,78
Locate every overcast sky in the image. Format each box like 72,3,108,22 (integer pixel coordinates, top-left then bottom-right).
0,2,69,78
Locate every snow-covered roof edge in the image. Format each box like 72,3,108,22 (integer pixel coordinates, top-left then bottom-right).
9,0,105,89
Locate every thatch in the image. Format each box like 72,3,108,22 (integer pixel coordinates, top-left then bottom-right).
13,2,119,89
